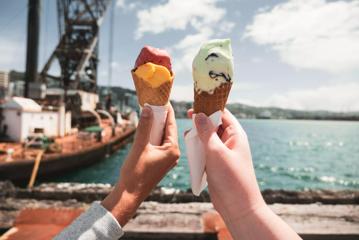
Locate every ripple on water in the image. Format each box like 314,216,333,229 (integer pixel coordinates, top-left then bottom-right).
47,119,359,191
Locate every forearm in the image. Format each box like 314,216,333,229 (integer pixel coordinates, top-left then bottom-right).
101,183,142,226
214,183,300,240
225,204,301,240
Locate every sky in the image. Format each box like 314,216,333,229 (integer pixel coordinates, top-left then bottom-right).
0,0,358,112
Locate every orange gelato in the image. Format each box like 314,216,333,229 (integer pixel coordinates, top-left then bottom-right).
134,62,172,88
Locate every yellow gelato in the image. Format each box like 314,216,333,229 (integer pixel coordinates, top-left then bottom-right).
134,62,172,88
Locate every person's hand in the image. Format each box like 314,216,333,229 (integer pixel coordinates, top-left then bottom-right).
189,109,264,220
190,109,301,239
102,104,180,226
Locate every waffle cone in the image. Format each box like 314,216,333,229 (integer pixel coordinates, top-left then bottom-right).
193,82,232,116
131,70,174,107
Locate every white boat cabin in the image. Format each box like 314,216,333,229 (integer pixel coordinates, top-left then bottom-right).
1,97,71,142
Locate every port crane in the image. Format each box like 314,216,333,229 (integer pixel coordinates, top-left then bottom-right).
39,0,110,93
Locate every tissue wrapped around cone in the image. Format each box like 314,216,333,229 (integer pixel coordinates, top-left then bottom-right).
193,82,232,116
132,70,174,107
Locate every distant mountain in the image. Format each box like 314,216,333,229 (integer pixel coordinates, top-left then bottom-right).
170,101,359,121
226,103,359,121
99,85,359,121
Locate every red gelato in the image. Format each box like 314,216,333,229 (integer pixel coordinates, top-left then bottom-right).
134,45,172,72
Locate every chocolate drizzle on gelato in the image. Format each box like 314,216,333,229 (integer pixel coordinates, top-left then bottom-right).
209,70,231,82
205,53,219,61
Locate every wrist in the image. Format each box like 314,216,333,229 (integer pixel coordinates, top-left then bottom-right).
218,190,266,226
101,183,142,226
222,201,269,239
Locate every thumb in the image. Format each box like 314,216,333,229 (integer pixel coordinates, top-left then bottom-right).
194,113,224,151
133,106,153,148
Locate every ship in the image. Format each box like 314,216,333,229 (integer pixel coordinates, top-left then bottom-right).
0,0,137,184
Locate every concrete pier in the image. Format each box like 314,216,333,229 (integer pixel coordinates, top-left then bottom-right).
0,182,358,239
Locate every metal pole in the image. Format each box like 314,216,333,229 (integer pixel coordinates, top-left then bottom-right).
24,0,41,98
108,0,115,92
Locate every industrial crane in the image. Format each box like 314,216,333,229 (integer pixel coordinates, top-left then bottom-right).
39,0,110,93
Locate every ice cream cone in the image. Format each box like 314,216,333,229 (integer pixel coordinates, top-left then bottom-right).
193,82,232,116
131,70,174,107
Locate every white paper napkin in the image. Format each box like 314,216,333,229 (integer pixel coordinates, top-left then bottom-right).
184,110,223,196
143,103,168,146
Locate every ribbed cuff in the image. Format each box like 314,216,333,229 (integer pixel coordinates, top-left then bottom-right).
55,202,124,240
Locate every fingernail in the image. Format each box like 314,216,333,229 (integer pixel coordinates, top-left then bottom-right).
195,113,207,126
142,106,151,118
184,130,190,137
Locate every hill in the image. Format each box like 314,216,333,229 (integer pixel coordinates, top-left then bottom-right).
170,101,359,121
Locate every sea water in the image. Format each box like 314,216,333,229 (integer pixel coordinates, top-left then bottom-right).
51,119,359,190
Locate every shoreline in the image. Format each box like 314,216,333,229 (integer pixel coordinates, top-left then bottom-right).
1,181,358,204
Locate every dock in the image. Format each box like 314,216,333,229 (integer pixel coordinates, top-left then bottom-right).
0,182,358,239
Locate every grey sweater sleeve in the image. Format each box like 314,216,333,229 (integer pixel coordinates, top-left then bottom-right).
54,202,124,240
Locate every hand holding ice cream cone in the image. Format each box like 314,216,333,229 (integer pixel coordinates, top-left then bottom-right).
132,46,174,145
185,39,234,195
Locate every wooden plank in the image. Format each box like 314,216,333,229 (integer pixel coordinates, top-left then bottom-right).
0,199,358,239
123,202,359,236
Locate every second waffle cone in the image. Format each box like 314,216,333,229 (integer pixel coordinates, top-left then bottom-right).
193,82,232,116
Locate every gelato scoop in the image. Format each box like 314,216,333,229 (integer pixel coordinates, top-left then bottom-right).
132,45,174,107
192,39,234,115
134,62,172,88
193,39,233,94
135,45,172,73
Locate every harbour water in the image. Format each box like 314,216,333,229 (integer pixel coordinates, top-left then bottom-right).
50,119,359,190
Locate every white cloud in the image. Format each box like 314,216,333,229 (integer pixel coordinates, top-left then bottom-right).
135,0,226,39
244,0,359,74
116,0,125,8
116,0,138,11
171,84,194,102
110,61,121,69
172,28,214,72
134,0,235,72
230,81,260,93
264,82,359,111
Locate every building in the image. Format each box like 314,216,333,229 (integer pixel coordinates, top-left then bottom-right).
0,71,9,99
0,97,71,142
98,86,139,113
46,88,99,111
7,81,25,97
258,110,272,119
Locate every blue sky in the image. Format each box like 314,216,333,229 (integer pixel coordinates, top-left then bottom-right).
0,0,358,111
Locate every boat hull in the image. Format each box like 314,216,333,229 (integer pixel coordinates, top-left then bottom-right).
0,127,135,183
